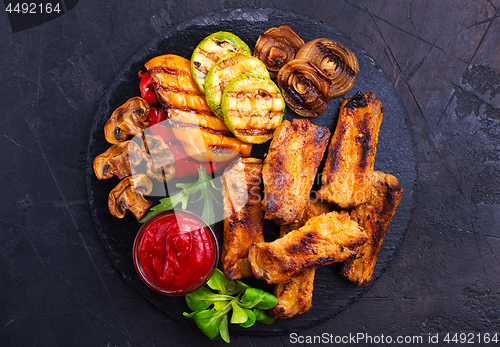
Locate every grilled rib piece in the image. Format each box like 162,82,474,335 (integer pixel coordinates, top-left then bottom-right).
317,92,383,208
220,157,264,280
248,210,367,284
339,170,403,285
262,119,330,225
270,200,332,319
271,270,315,319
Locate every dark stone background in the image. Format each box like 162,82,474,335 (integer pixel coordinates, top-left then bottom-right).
1,1,499,346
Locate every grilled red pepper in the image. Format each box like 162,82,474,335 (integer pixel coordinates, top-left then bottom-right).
147,108,233,178
139,72,157,106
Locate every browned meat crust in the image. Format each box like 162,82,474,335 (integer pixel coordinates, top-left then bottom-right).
317,92,383,208
270,200,332,319
339,170,403,285
262,118,330,225
221,157,264,280
248,210,367,284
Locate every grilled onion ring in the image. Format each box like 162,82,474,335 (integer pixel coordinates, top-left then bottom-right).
254,26,304,79
277,58,333,118
296,38,359,99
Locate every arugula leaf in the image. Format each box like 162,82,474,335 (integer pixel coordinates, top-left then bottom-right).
190,174,223,226
139,168,222,226
139,186,190,223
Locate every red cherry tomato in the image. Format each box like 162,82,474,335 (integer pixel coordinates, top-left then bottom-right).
139,73,157,106
147,106,168,126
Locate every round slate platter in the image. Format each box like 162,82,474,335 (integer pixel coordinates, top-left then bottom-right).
86,7,416,335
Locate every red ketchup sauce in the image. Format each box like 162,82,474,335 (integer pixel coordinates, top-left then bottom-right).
134,211,218,294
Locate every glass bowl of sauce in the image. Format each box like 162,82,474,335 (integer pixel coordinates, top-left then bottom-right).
133,210,219,296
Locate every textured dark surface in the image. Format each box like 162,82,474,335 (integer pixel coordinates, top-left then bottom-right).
1,1,499,346
86,8,415,335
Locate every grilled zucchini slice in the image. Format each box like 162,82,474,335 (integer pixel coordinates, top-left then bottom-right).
191,31,251,94
221,73,285,144
205,52,270,118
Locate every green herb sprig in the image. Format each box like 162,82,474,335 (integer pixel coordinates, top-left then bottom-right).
183,268,278,343
139,167,223,226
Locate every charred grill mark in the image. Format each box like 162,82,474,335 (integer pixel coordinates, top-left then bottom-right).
326,126,347,176
228,218,244,228
345,91,368,109
287,72,306,105
226,89,282,99
265,158,293,197
379,181,403,220
313,126,331,145
274,151,286,166
226,268,236,280
270,52,287,66
148,66,190,77
265,193,278,213
302,256,337,269
285,232,318,255
154,83,204,97
229,110,283,121
162,104,213,117
215,39,228,47
262,246,278,262
358,133,372,169
164,118,235,137
347,238,368,249
235,128,274,136
234,200,261,238
315,41,357,77
257,89,270,98
291,117,308,133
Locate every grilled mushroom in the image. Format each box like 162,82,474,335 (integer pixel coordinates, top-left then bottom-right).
104,97,150,144
296,38,359,99
108,174,153,220
254,26,304,79
142,134,176,183
277,58,333,118
93,140,143,180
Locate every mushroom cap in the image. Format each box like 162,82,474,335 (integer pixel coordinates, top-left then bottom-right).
108,174,153,220
142,134,176,183
93,140,143,180
104,97,150,144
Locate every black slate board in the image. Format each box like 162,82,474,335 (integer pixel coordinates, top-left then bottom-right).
86,8,416,335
